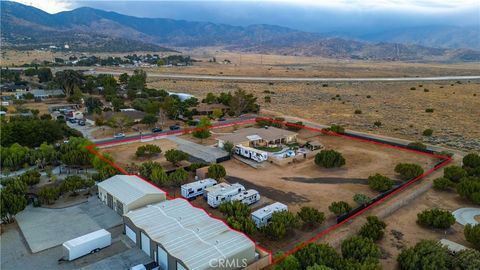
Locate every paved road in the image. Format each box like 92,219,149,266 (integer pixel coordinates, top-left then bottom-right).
86,70,480,82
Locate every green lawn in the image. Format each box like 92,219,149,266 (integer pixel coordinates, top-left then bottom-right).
255,146,283,152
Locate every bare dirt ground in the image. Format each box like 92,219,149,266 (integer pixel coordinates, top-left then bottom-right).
148,79,480,151
100,139,178,169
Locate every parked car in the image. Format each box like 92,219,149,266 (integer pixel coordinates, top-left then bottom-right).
68,118,78,124
218,117,226,121
78,120,86,126
151,127,163,133
113,133,125,138
169,125,180,130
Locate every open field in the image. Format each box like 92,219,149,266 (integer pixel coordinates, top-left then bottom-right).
148,78,480,151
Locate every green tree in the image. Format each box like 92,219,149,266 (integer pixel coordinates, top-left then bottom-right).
297,206,325,228
169,168,189,186
127,69,147,98
456,176,480,204
85,96,103,113
358,216,387,241
464,224,480,250
24,68,37,76
135,144,162,158
92,154,118,180
453,249,480,269
139,161,163,179
422,129,433,136
368,173,394,192
37,186,59,205
294,243,342,269
204,92,217,104
59,137,93,167
37,67,53,83
328,201,352,216
223,141,235,156
0,189,27,223
353,194,372,205
165,149,188,166
229,89,259,116
142,114,158,127
433,177,454,191
226,216,257,235
444,166,468,182
19,170,41,187
119,73,129,85
207,164,226,180
192,117,212,141
315,150,346,168
55,70,82,96
397,240,450,270
395,163,424,180
273,253,301,270
107,114,134,132
463,153,480,169
341,236,381,264
150,166,169,186
407,142,427,150
417,208,455,229
61,175,86,195
327,125,345,134
262,211,298,240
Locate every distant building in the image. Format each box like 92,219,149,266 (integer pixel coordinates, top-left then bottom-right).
15,89,64,100
86,110,146,124
97,175,166,215
195,103,229,115
217,126,298,149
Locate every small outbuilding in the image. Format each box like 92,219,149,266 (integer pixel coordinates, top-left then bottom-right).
217,127,298,149
124,199,257,270
97,175,166,215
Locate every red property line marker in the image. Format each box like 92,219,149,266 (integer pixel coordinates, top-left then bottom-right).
85,118,451,266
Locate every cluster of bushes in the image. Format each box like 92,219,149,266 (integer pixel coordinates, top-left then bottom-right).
138,161,188,187
315,150,346,168
219,201,256,235
328,201,352,216
368,173,394,192
135,144,161,158
433,153,480,204
395,163,424,180
324,125,345,134
398,240,480,270
417,208,455,229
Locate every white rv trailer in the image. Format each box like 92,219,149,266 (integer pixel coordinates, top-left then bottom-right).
231,189,260,205
251,202,288,228
203,182,231,199
207,183,245,208
61,229,111,261
234,145,268,163
181,178,217,199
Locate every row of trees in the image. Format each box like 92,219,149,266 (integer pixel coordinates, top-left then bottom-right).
433,153,480,204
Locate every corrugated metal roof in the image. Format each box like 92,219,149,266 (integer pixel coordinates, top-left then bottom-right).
217,127,298,145
125,199,255,270
97,175,165,205
251,202,288,219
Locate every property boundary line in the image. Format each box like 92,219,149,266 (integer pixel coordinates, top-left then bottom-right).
85,117,452,266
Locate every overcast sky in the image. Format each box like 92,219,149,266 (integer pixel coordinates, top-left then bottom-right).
9,0,480,34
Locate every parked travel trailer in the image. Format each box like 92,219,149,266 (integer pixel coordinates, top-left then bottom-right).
251,202,288,228
203,182,230,199
207,183,245,208
231,189,260,205
181,178,217,199
234,145,268,163
61,229,111,261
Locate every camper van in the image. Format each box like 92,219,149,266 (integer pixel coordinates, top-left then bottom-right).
203,182,231,199
234,145,268,163
251,202,288,228
181,178,217,199
207,183,245,208
231,189,260,205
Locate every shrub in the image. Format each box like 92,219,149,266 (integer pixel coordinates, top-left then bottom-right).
286,121,304,132
353,193,372,205
456,176,480,204
358,216,387,241
366,95,371,98
315,150,346,168
354,109,362,114
297,207,325,228
425,108,434,113
422,129,433,136
407,142,427,150
417,208,455,229
410,87,416,90
19,170,41,187
443,165,467,182
453,249,480,269
437,151,454,158
464,224,480,249
294,243,342,269
433,177,454,191
329,201,352,216
165,149,188,166
341,236,381,264
264,96,271,103
272,254,301,270
135,144,161,158
222,141,235,156
368,173,394,192
262,211,298,240
398,240,450,270
327,125,345,134
424,88,429,92
373,121,382,127
207,164,226,180
463,153,480,169
219,201,251,218
169,168,189,186
395,163,424,180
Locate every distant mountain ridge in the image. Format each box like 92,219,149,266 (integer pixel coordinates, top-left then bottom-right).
2,1,479,62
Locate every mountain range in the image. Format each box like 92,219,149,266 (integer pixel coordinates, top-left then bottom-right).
1,1,479,62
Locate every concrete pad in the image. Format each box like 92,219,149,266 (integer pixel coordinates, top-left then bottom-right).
167,136,228,163
452,207,480,226
16,198,122,253
78,247,151,270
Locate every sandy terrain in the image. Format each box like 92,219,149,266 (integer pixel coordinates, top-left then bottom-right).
148,78,480,151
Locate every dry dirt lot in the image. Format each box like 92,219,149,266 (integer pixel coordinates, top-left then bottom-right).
148,78,480,151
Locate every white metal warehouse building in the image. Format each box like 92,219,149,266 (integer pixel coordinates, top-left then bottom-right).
123,198,256,270
97,175,166,215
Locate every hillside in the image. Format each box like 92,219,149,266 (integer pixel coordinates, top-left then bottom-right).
1,1,479,61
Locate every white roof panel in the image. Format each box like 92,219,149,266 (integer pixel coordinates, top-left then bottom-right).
97,175,165,205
